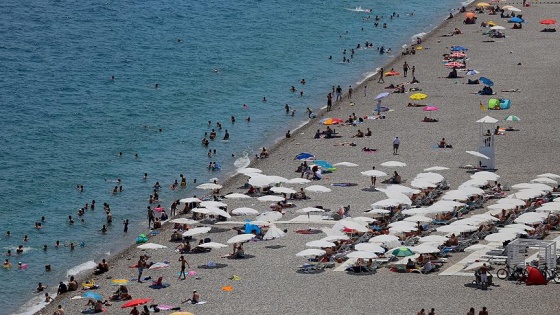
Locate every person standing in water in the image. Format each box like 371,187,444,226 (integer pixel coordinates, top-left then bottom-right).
123,219,129,233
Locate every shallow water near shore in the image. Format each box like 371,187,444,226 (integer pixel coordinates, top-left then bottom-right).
0,0,463,313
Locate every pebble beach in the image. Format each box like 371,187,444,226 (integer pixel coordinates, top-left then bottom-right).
36,2,560,315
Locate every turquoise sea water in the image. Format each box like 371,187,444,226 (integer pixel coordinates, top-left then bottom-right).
0,0,466,313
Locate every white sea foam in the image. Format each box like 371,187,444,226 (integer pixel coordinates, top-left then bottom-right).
66,260,97,277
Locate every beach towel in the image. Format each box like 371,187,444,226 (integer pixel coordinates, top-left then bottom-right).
331,183,358,187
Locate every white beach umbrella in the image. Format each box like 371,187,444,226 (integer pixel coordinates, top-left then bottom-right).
196,183,223,190
515,212,547,225
382,185,421,195
192,207,211,214
437,224,478,233
459,178,489,188
450,218,483,226
503,223,535,231
466,151,490,160
389,225,417,233
255,211,282,222
418,235,448,244
464,244,495,252
231,207,260,215
441,191,470,201
383,191,412,205
490,25,506,30
426,200,464,213
296,249,325,257
249,220,272,226
305,185,332,193
403,215,433,223
531,177,558,185
182,227,211,237
170,218,199,225
199,242,228,249
285,178,311,184
333,162,359,167
227,234,255,244
415,172,445,183
237,167,263,174
334,219,369,233
200,201,227,208
369,235,399,243
497,198,525,206
306,240,336,248
347,251,378,259
485,232,518,242
506,6,522,12
423,166,449,172
410,244,440,254
249,176,276,188
361,170,388,177
268,176,289,184
352,216,377,223
297,207,326,213
321,235,350,242
321,227,346,237
224,193,252,199
401,208,431,216
476,116,499,123
537,173,560,179
263,225,286,240
511,189,546,200
355,243,385,253
381,161,407,167
371,199,403,208
536,203,560,212
207,208,231,218
270,186,297,194
180,197,201,204
511,183,552,191
388,221,418,228
471,214,500,222
487,203,517,211
471,171,500,181
257,195,285,202
365,209,391,215
148,262,170,271
137,243,167,250
410,180,437,189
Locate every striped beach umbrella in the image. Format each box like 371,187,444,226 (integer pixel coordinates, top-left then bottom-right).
504,115,521,122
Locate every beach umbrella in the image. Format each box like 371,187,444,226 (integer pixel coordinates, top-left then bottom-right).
249,176,276,188
353,217,377,224
487,203,517,213
182,227,211,237
450,45,468,51
514,212,547,225
503,115,521,122
464,244,495,252
409,93,428,100
415,172,445,183
296,248,326,257
306,240,336,248
361,170,388,177
180,197,201,203
196,183,222,190
224,193,252,199
83,292,103,301
509,17,524,23
355,243,385,253
389,225,417,233
122,298,153,308
383,191,412,205
372,199,403,208
369,235,399,243
403,215,433,223
285,177,311,184
511,189,546,200
199,242,228,249
200,201,227,208
380,161,407,167
471,171,500,181
207,208,231,218
347,251,378,259
191,207,211,214
503,224,535,231
531,177,558,185
255,211,282,222
423,166,449,172
418,235,448,244
384,70,400,76
459,178,489,188
476,2,491,7
536,203,560,212
149,262,170,270
465,12,476,18
170,218,198,225
490,25,505,30
410,244,440,254
480,77,494,86
427,200,465,212
450,52,466,58
263,224,286,240
365,209,391,215
381,185,420,195
227,234,255,244
466,150,490,160
333,162,359,167
305,185,332,193
321,117,344,125
388,221,417,229
471,214,499,222
322,235,350,242
297,207,325,213
485,232,518,242
537,173,560,179
437,224,478,233
466,69,480,76
497,198,526,206
410,180,437,189
231,207,259,215
335,219,369,233
540,19,557,25
321,227,347,237
392,247,415,257
137,243,167,250
423,106,439,112
374,92,390,101
295,152,315,160
511,183,552,191
476,115,498,123
237,167,263,174
270,186,297,194
508,7,522,12
445,61,464,68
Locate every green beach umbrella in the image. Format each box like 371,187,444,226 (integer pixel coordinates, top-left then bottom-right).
504,115,521,122
391,246,415,257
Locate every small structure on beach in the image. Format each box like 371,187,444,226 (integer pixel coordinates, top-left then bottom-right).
475,116,498,170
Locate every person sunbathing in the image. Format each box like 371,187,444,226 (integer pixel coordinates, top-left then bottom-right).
438,138,452,148
362,147,377,152
422,117,439,122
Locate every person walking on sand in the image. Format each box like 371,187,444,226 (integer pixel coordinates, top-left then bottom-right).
467,308,475,315
378,68,384,83
403,61,409,77
370,166,377,187
137,257,145,283
393,136,400,155
412,65,416,77
479,307,488,315
335,85,342,101
178,255,190,280
348,86,353,99
147,206,155,228
327,93,332,111
363,85,367,96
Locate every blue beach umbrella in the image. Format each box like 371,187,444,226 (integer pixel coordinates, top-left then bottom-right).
480,77,494,86
374,92,390,101
295,152,315,160
83,292,103,301
509,17,524,23
313,160,336,172
450,45,468,51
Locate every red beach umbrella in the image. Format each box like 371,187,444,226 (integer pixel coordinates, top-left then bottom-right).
445,62,464,68
121,298,153,308
540,19,557,25
450,52,466,58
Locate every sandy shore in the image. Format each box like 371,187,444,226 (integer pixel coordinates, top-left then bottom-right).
37,3,560,315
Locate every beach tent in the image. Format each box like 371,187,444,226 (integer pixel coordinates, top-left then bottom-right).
499,99,511,109
313,160,336,172
488,99,500,110
525,266,547,285
295,152,315,160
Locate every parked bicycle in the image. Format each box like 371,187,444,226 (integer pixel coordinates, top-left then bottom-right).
496,264,527,280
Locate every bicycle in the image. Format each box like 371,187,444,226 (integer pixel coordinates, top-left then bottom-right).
496,265,527,280
540,265,560,283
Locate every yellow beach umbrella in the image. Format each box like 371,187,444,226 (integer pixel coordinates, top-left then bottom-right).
476,2,490,7
410,93,428,100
